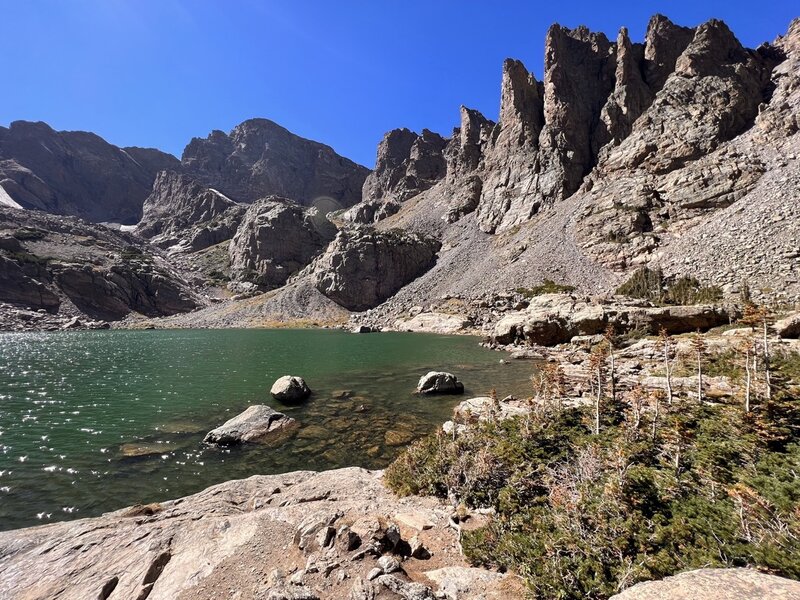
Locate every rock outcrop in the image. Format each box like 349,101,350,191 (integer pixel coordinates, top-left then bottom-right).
312,226,441,311
0,468,520,600
776,313,800,339
136,171,246,252
416,371,464,395
475,25,617,233
491,294,731,346
0,120,179,224
181,118,369,208
0,206,198,326
361,128,448,204
609,568,800,600
270,375,312,402
229,198,336,289
203,405,298,445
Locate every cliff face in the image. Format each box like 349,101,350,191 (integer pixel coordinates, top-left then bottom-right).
0,121,179,224
0,117,369,229
0,206,199,326
181,118,370,208
361,14,783,234
136,171,246,252
335,13,798,323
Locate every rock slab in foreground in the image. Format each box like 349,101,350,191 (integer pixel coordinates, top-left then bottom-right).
417,371,464,395
203,404,298,445
270,375,312,402
0,467,519,600
609,567,800,599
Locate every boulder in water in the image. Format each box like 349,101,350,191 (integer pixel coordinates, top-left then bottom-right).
204,405,298,445
416,372,464,395
270,376,312,402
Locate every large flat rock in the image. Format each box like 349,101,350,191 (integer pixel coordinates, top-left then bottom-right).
0,468,519,600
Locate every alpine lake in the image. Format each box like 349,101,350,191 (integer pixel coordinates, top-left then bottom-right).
0,328,538,531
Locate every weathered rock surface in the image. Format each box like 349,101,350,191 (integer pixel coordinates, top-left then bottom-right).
229,198,336,289
0,468,519,600
361,128,447,205
203,405,298,445
0,120,179,224
776,313,800,339
136,171,246,252
270,375,312,402
341,198,401,224
310,14,798,337
0,206,199,328
312,226,441,311
416,371,464,395
492,294,730,346
181,118,369,208
393,312,471,334
609,567,800,599
453,396,529,423
54,261,198,321
0,253,60,311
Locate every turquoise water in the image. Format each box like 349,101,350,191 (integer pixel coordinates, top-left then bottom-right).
0,329,536,531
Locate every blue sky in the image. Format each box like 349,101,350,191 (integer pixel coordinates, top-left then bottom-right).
1,1,796,167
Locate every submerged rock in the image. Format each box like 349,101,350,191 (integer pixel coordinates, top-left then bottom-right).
203,405,298,445
271,375,312,402
119,442,170,458
416,372,464,395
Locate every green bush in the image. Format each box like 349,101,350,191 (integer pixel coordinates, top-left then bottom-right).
386,357,800,599
616,267,665,301
12,227,46,241
516,279,576,298
616,268,723,305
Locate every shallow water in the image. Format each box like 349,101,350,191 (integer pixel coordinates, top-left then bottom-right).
0,328,536,531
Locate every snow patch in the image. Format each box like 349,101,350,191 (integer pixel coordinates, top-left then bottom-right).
119,149,142,168
209,188,234,203
0,184,23,209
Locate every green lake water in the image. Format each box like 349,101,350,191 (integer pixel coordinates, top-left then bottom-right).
0,329,537,531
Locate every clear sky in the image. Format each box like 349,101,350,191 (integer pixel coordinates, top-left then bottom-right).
1,1,796,167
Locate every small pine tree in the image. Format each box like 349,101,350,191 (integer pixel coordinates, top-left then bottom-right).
489,387,500,423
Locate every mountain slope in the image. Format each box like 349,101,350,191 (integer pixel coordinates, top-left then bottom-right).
181,118,369,209
338,14,799,316
0,121,179,224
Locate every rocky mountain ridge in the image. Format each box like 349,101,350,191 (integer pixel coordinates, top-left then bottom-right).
181,118,369,208
0,207,200,330
0,118,369,228
322,14,799,330
0,120,179,224
1,14,798,334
